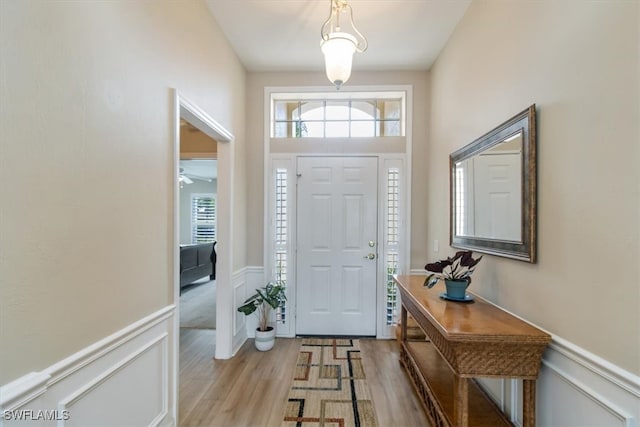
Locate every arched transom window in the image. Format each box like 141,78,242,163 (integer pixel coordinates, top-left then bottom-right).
272,95,404,138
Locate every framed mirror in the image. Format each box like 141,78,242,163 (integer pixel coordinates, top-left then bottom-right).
450,105,537,262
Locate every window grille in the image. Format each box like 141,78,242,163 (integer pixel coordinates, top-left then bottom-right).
191,195,216,243
387,169,399,242
275,169,287,244
386,253,399,326
275,168,288,324
385,168,400,326
272,98,403,138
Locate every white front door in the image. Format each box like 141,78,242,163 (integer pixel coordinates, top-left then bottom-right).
296,157,378,336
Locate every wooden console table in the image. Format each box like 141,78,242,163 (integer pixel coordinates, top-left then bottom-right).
394,275,551,427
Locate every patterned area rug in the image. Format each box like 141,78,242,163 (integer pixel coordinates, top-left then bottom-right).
282,338,379,427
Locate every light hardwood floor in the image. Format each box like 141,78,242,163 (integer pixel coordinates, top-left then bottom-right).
179,329,430,426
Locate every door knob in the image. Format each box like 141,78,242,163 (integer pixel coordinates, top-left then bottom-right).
363,253,376,260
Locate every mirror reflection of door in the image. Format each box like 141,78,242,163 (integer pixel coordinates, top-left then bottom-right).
178,119,218,331
455,133,523,242
474,150,522,241
296,156,378,336
474,133,523,241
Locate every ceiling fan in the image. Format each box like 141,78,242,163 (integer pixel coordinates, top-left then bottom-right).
179,168,194,185
179,167,215,187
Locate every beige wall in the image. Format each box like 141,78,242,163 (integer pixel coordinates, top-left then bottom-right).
0,0,246,384
245,71,430,268
428,0,639,374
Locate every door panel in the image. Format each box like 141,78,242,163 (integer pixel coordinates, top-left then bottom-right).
474,153,522,241
296,157,378,336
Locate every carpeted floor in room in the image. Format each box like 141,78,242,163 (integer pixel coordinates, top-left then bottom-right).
179,278,216,329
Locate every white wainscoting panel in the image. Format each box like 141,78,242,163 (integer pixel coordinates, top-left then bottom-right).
231,266,263,353
0,306,175,427
231,267,248,354
235,267,266,341
536,338,639,427
473,325,640,426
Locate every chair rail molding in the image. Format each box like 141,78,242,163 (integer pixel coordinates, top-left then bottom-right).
470,306,638,426
0,305,176,427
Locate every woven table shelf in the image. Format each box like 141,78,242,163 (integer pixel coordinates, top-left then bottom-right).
394,275,551,427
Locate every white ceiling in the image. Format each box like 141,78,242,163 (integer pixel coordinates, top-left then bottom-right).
204,0,471,72
180,159,218,181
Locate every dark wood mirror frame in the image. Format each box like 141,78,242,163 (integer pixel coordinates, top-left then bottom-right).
450,104,537,263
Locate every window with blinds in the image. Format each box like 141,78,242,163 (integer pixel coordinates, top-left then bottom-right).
191,194,216,243
274,168,288,324
385,168,400,326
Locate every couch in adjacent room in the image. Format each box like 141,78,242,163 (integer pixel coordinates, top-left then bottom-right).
179,242,216,290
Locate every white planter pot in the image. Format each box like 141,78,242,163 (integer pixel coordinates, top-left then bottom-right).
254,327,276,351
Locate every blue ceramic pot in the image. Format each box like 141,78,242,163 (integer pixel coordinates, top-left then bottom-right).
444,279,469,299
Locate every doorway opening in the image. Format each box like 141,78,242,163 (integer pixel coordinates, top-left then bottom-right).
178,158,218,331
172,90,235,419
178,113,219,331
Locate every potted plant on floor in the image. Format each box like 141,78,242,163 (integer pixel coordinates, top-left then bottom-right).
237,281,287,351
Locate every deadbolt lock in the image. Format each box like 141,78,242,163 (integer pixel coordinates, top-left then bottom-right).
368,240,376,247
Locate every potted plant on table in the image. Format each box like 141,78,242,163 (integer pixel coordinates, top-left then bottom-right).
424,250,482,301
237,281,287,351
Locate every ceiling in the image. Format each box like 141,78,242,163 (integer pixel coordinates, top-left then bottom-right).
204,0,471,72
180,159,218,181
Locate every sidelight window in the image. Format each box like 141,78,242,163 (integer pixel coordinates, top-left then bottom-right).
385,168,400,326
274,168,288,324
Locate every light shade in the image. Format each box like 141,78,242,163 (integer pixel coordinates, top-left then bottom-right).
321,32,357,89
320,0,367,89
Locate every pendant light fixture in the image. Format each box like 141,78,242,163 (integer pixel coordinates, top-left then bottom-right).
320,0,368,89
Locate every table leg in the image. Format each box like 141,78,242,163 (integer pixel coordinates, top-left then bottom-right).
453,375,469,427
523,379,536,427
400,305,407,342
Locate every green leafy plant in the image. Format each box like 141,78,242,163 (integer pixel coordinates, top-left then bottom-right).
424,250,482,288
294,120,308,138
237,281,287,331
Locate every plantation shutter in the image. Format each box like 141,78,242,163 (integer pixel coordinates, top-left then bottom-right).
191,195,216,243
